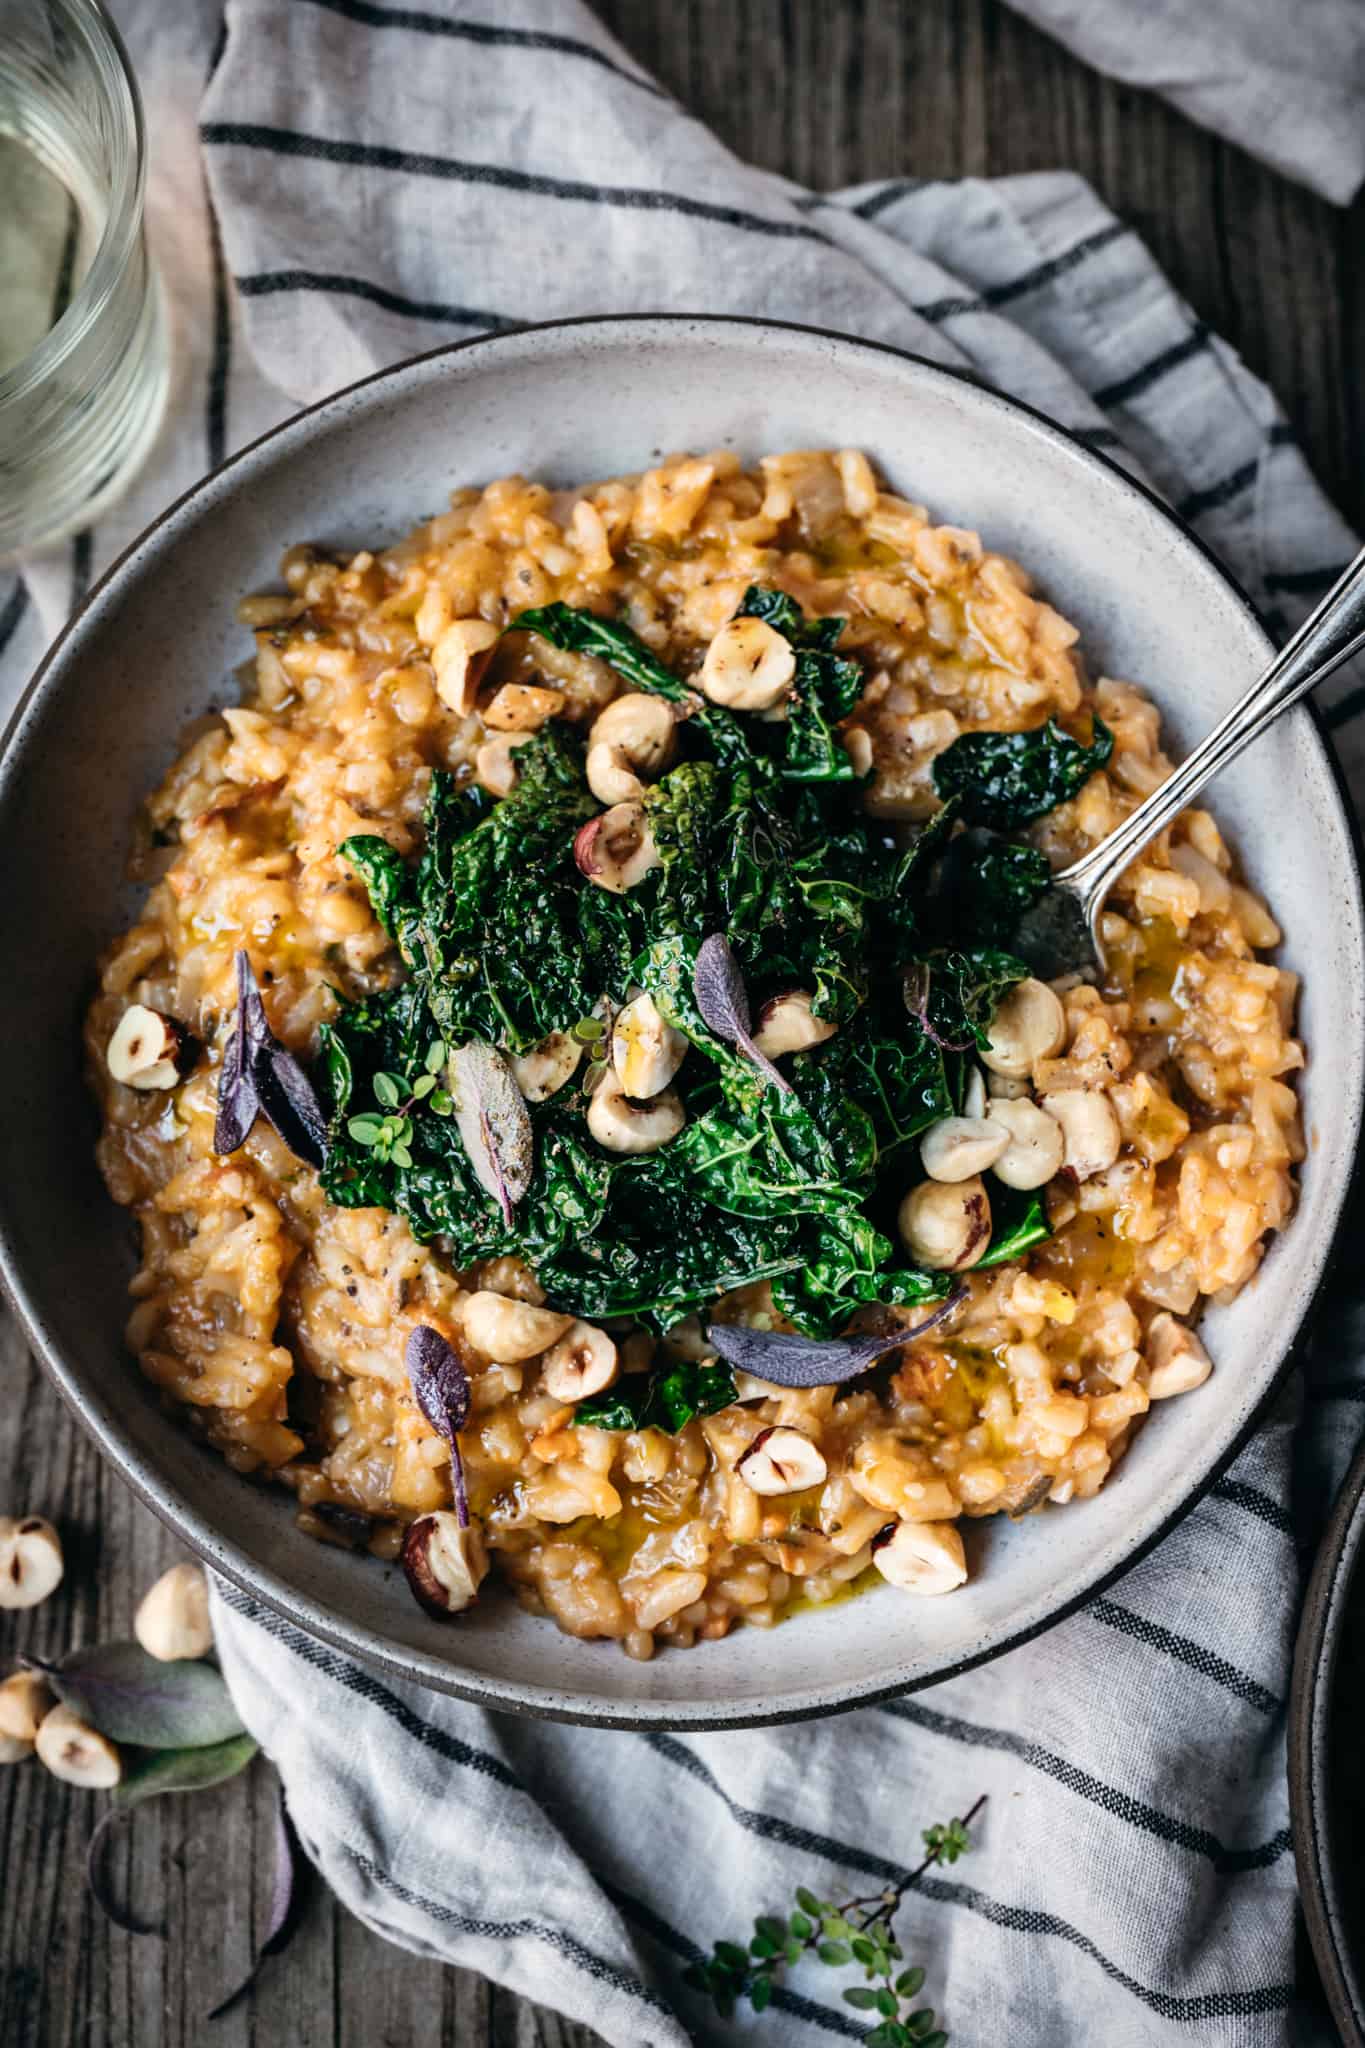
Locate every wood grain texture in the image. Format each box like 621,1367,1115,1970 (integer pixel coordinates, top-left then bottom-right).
1,3,1359,2043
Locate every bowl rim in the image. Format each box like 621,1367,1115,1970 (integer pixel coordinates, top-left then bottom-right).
3,310,1361,1727
1290,1428,1365,2046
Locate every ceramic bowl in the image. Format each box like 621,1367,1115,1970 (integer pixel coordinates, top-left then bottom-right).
1,316,1359,1727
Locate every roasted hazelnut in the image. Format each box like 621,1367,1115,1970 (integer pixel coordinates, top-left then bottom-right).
700,617,796,710
920,1115,1008,1183
0,1516,64,1610
573,802,661,893
540,1321,619,1402
510,1031,583,1102
736,1426,828,1497
402,1511,489,1617
587,1069,685,1154
870,1520,968,1595
980,978,1066,1078
897,1178,991,1270
611,991,687,1099
34,1704,122,1788
134,1563,213,1661
0,1670,54,1748
106,1005,187,1090
751,990,837,1060
461,1291,573,1363
1145,1313,1213,1399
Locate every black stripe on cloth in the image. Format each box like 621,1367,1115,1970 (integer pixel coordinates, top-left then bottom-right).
642,1742,1291,2028
602,1879,867,2042
1176,457,1260,523
1210,1476,1293,1533
298,0,669,100
1089,1599,1280,1715
913,223,1133,327
1091,326,1211,410
342,1845,678,2023
236,269,511,332
0,583,28,663
880,1700,1290,1873
914,1870,1293,2022
1268,422,1298,447
200,124,826,242
1305,1377,1365,1400
851,178,929,219
645,1733,908,1885
1264,561,1351,595
215,1585,522,1788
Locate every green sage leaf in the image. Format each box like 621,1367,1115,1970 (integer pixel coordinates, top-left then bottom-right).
31,1643,245,1747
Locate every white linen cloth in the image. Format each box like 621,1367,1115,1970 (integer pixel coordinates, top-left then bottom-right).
4,5,1365,2045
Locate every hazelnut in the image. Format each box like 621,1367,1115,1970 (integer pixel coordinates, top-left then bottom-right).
1145,1314,1213,1399
0,1516,64,1610
573,802,661,894
736,1426,828,1497
541,1321,619,1403
611,991,687,1099
751,990,837,1060
586,1069,685,1154
897,1178,991,1270
920,1114,1009,1183
0,1670,54,1748
700,617,796,710
510,1031,583,1102
106,1005,186,1090
402,1511,489,1617
431,617,499,715
586,693,677,804
870,1520,968,1595
980,978,1066,1078
1041,1088,1122,1180
984,1098,1065,1190
460,1291,573,1364
134,1563,213,1662
34,1704,122,1788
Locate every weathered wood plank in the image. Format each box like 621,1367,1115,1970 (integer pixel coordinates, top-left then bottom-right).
2,3,1359,2043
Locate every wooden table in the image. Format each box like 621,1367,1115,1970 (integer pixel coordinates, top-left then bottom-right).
2,4,1360,2042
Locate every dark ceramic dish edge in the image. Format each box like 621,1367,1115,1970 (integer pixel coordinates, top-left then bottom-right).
1,313,1362,1728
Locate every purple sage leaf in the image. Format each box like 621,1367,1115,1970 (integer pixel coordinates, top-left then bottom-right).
215,950,328,1168
85,1733,260,1937
447,1040,532,1226
24,1642,245,1748
707,1290,965,1388
693,933,792,1094
405,1325,473,1527
208,1776,305,2020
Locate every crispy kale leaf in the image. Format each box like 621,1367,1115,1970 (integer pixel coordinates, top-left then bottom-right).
931,716,1114,828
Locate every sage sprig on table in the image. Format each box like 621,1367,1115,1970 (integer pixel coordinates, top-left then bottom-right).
684,1796,983,2044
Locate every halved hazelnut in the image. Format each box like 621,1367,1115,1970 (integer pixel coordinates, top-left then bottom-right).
134,1563,212,1662
586,1070,685,1154
586,694,677,804
482,682,565,732
475,732,535,797
34,1704,122,1788
611,991,687,1099
752,989,837,1060
0,1732,32,1766
736,1425,828,1497
511,1031,583,1102
870,1519,968,1595
541,1321,619,1402
460,1291,574,1363
573,803,661,894
1144,1313,1213,1399
897,1177,991,1271
432,618,499,715
402,1511,488,1617
0,1670,54,1747
700,617,796,711
106,1005,186,1090
0,1516,64,1610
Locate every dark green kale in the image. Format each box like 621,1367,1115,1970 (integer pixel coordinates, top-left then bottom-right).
737,584,866,783
976,1187,1051,1269
930,714,1114,828
318,592,1090,1368
576,1356,738,1432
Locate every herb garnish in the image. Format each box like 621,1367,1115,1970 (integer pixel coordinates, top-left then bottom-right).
404,1326,473,1525
706,1288,964,1388
215,949,328,1168
575,1355,738,1432
693,932,792,1094
685,1795,983,2038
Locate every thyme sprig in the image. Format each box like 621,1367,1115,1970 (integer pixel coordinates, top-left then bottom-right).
346,1038,451,1165
684,1795,984,2044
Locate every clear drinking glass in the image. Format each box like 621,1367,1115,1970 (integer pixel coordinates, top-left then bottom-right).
0,0,168,560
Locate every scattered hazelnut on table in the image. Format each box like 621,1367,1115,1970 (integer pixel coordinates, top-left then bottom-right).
0,1670,55,1761
34,1704,122,1789
0,1516,64,1610
134,1562,213,1661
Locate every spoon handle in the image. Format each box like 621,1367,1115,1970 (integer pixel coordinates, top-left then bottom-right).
1060,544,1365,902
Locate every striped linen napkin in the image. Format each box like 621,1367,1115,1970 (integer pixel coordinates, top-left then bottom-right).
4,5,1365,2044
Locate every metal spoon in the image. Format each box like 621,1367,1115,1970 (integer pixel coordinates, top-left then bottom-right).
1011,545,1365,978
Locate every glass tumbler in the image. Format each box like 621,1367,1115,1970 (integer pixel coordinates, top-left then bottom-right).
0,0,168,560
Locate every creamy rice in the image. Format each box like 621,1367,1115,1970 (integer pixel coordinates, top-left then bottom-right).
88,448,1303,1654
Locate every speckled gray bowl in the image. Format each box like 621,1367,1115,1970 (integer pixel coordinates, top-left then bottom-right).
1,316,1360,1727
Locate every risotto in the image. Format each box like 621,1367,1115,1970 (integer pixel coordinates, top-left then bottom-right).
88,448,1303,1656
